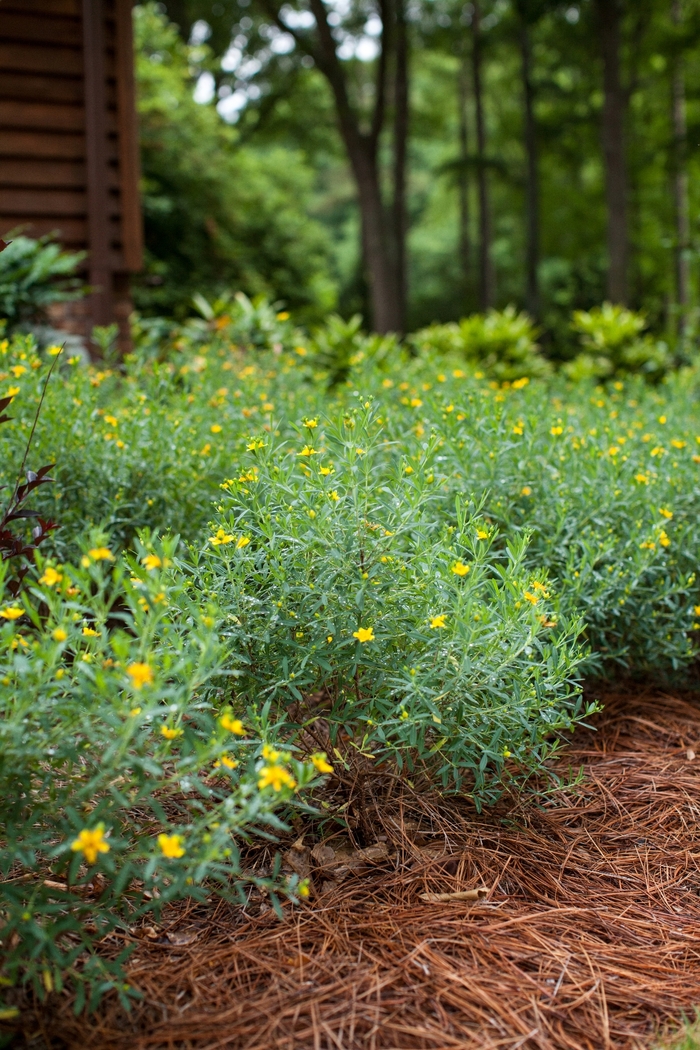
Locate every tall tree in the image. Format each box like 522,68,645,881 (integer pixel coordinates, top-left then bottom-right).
255,0,406,332
595,0,628,305
472,0,495,310
457,51,472,308
393,0,409,331
517,10,539,317
671,0,690,329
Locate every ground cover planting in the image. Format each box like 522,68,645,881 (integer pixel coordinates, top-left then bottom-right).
1,322,700,1045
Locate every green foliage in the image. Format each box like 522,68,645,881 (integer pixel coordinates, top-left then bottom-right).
3,308,700,1006
194,403,588,798
0,236,85,333
655,1016,700,1050
566,303,672,382
134,3,336,322
410,306,550,381
191,290,293,351
0,535,321,1007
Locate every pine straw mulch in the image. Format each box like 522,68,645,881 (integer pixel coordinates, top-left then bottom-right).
17,687,700,1050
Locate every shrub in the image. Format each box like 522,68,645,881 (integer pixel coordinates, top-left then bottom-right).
0,235,84,333
566,303,671,382
0,534,322,1009
409,306,550,382
194,402,589,800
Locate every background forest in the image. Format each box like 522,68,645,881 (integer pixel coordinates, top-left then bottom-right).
135,0,700,357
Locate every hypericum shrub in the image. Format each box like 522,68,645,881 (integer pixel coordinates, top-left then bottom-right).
409,306,550,382
0,535,323,1009
192,401,589,800
566,303,671,382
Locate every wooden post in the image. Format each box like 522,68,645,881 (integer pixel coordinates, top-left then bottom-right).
82,0,112,329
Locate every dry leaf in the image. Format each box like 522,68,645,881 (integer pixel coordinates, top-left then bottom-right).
311,843,336,866
165,930,198,947
687,749,695,761
419,887,488,902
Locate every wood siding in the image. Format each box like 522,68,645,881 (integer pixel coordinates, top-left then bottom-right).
0,0,142,339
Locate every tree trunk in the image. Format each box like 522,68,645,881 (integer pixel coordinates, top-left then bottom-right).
596,0,628,305
519,18,539,319
671,0,690,331
347,137,402,334
392,0,409,333
472,0,494,311
458,54,472,310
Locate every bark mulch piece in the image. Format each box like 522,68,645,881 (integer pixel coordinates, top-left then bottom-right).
20,689,700,1049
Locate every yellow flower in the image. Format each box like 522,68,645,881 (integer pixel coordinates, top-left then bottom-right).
0,606,24,620
659,530,670,548
6,386,20,398
71,825,110,865
694,605,700,617
10,365,26,378
47,345,63,356
88,547,114,562
550,426,563,436
298,445,317,457
262,743,281,761
319,465,333,476
161,724,183,740
650,447,664,457
298,878,311,898
658,415,667,424
210,528,235,546
429,614,447,629
258,765,297,791
608,445,619,456
410,397,423,408
476,528,489,540
158,833,186,859
452,369,465,378
127,662,153,689
503,747,512,758
521,486,532,496
129,706,141,716
404,465,414,474
304,418,318,429
104,414,118,427
246,439,265,451
524,591,539,605
82,626,100,637
211,424,222,433
355,447,366,455
236,536,250,548
214,754,238,770
531,581,549,596
263,402,274,411
659,508,673,520
329,490,339,501
353,626,375,643
382,378,394,388
220,714,245,735
310,753,333,774
142,554,162,571
512,425,523,435
53,627,68,642
512,377,529,389
451,561,470,576
277,311,290,321
671,439,686,449
634,473,649,484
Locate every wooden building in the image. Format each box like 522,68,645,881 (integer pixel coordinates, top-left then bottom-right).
0,0,143,352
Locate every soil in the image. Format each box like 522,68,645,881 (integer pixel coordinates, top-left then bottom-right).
12,688,700,1050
